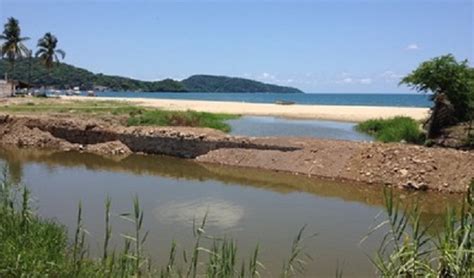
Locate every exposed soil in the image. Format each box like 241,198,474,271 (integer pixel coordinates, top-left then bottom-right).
0,114,472,193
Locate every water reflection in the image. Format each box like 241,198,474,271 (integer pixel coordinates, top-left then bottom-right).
226,116,373,141
0,146,463,277
0,146,459,218
155,197,244,229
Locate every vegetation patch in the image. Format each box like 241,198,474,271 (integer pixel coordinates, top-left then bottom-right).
357,116,425,144
127,110,238,132
366,182,474,277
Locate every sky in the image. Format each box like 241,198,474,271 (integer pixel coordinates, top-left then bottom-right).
0,0,472,93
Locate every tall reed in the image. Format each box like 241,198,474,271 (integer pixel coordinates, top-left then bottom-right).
366,179,474,277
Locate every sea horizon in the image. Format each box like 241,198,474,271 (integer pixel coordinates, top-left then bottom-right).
87,91,432,107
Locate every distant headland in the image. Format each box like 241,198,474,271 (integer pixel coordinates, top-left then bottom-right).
0,58,303,93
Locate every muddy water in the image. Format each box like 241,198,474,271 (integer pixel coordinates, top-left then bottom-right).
0,147,460,277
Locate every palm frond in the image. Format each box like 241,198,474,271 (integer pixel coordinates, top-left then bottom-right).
56,49,66,59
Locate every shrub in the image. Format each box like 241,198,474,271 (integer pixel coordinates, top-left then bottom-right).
357,116,425,144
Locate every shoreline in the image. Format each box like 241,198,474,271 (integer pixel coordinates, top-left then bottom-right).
62,96,430,122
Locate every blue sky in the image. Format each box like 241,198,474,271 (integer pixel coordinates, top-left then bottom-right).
1,0,472,93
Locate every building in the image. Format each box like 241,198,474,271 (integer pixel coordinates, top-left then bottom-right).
0,79,14,97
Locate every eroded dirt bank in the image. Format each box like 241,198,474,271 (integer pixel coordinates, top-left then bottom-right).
0,114,472,193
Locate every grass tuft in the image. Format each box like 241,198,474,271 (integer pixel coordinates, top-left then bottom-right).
356,116,425,144
126,110,238,132
364,179,474,277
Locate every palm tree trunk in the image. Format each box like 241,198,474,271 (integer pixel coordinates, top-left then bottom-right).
27,54,32,94
9,61,15,97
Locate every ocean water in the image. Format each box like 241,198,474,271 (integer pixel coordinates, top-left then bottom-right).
90,91,432,107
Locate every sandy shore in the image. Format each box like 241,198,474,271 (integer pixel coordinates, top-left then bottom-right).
63,96,430,122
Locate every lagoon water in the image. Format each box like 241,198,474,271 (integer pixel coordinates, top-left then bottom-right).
89,92,432,107
227,116,373,141
0,147,459,277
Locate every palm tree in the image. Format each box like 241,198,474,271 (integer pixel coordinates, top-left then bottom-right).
35,32,65,73
0,17,30,95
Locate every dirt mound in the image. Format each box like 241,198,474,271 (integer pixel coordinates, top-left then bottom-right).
0,115,77,150
346,143,473,193
85,140,132,156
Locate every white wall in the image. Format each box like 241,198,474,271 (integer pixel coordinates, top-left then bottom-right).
0,81,13,97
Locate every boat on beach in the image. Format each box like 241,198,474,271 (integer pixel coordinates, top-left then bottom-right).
275,100,296,105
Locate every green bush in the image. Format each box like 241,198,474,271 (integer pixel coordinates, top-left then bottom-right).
356,116,425,144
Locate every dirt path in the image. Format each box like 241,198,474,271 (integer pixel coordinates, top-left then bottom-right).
0,114,472,193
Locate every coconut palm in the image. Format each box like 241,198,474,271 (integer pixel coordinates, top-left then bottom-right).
0,17,30,94
35,32,65,72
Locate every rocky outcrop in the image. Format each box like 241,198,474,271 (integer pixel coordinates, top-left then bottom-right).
0,114,472,193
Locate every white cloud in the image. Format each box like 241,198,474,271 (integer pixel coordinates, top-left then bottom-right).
342,77,353,83
335,76,373,85
154,197,244,229
261,72,276,80
340,72,351,77
380,71,404,82
405,43,419,50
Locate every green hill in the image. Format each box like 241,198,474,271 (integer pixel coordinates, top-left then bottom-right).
181,75,303,93
0,58,186,92
0,59,303,93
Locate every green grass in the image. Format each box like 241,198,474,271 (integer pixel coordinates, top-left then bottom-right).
364,180,474,277
0,100,142,114
0,99,238,132
126,110,238,132
356,116,425,144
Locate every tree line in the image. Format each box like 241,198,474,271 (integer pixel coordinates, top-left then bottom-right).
1,17,65,93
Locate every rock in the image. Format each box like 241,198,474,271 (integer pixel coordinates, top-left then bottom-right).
399,169,408,177
403,181,428,191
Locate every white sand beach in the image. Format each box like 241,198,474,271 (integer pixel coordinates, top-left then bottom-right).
64,96,430,122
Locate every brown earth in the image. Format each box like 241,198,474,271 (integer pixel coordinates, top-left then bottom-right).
0,114,472,193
